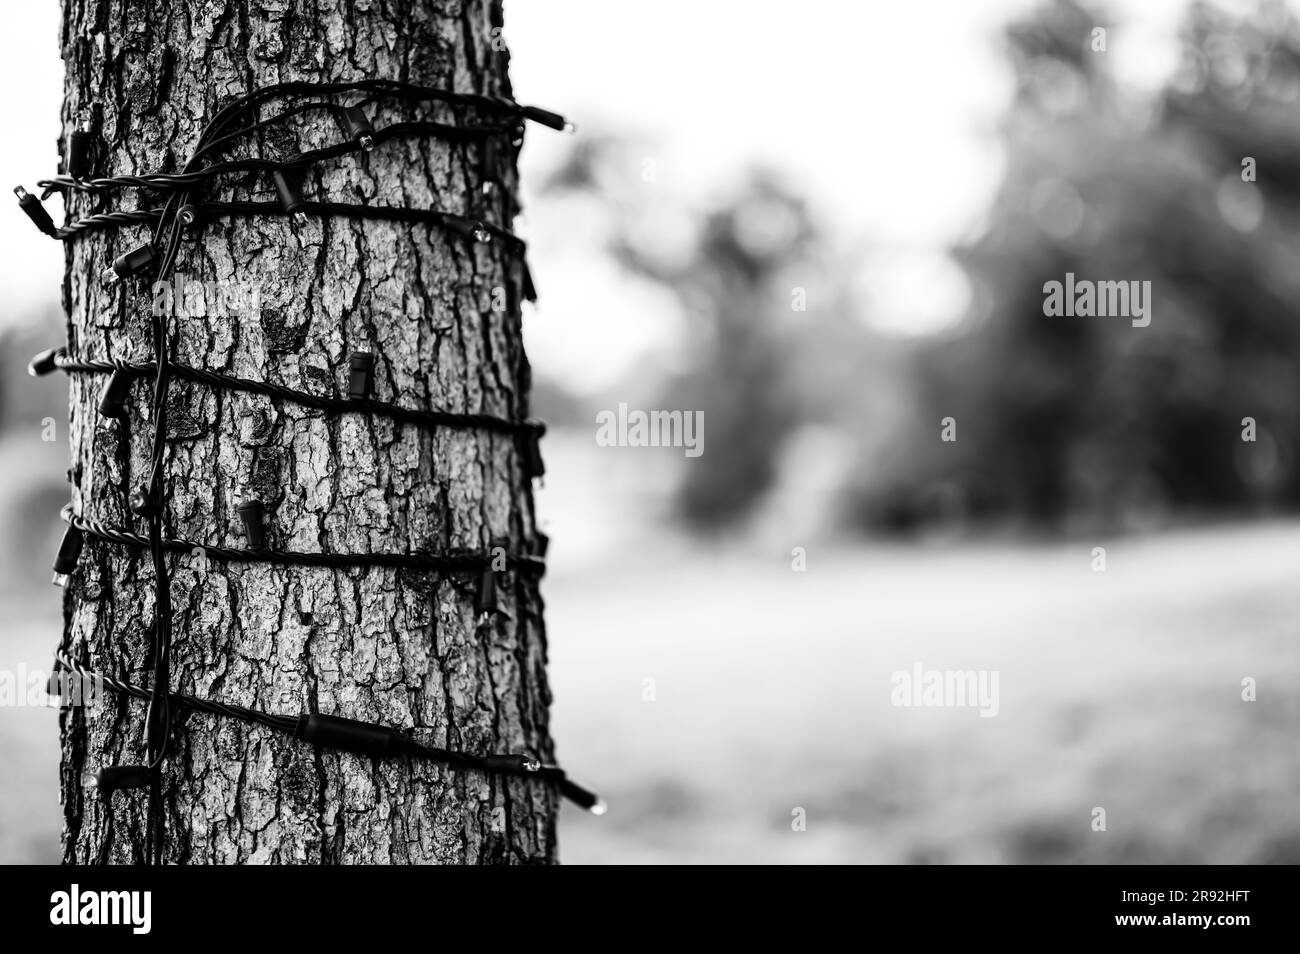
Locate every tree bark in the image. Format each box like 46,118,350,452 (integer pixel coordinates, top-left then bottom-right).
56,0,556,863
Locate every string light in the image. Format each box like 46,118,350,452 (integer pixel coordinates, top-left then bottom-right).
92,765,152,793
480,136,501,195
51,523,84,588
235,501,267,549
97,368,135,419
35,348,546,440
54,653,603,811
67,110,94,180
475,561,501,619
519,105,574,133
475,536,511,621
59,506,548,575
102,243,157,283
13,186,57,236
273,170,309,227
348,351,375,400
27,347,62,377
22,76,594,864
128,487,160,518
36,122,522,197
340,104,376,151
16,196,531,262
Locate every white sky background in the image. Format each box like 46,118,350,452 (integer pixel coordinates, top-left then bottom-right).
0,0,1219,392
507,0,1196,391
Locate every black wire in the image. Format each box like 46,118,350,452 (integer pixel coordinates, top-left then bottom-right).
141,180,187,865
50,200,526,251
191,101,351,162
55,652,331,733
51,652,595,808
133,96,231,863
37,120,511,195
48,352,541,437
199,78,551,130
51,209,161,236
62,508,547,575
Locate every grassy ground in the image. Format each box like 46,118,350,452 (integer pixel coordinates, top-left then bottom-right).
546,524,1300,864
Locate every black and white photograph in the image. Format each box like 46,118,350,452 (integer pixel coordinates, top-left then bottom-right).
0,0,1291,932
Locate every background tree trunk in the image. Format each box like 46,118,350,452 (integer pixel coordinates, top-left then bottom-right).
56,0,556,863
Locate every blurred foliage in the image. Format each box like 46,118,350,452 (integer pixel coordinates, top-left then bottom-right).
852,0,1300,534
542,138,836,530
612,174,814,528
539,0,1300,537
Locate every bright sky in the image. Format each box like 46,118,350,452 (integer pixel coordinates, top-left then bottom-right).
0,0,1217,391
507,0,1197,389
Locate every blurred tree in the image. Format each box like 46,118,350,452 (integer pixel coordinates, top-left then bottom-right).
615,174,814,528
542,141,822,531
854,0,1300,533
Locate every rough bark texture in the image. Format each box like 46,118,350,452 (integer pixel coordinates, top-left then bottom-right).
56,0,556,863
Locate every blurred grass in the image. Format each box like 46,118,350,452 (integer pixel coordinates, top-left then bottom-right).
547,521,1300,864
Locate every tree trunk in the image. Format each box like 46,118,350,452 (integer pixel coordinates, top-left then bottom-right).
56,0,556,863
